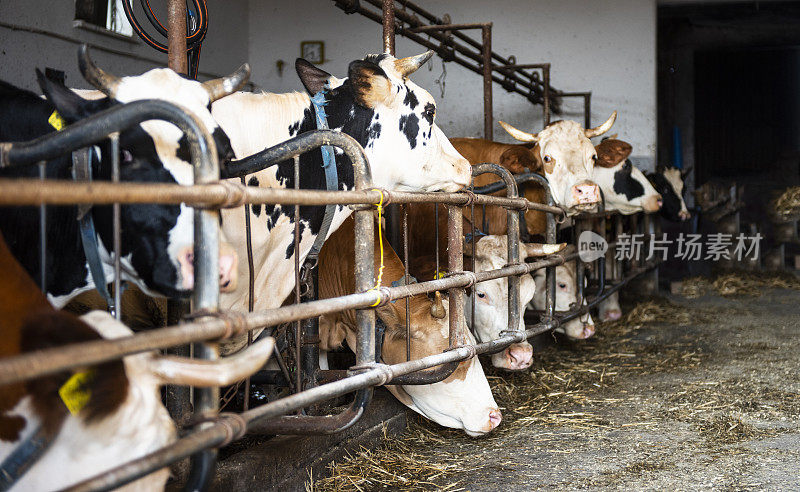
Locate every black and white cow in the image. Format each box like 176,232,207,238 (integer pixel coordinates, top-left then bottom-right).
591,138,662,214
647,165,691,222
0,47,244,307
211,51,472,352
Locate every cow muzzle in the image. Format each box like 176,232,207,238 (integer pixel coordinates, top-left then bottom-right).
177,243,239,292
678,209,691,221
499,343,533,370
570,181,600,209
644,194,663,213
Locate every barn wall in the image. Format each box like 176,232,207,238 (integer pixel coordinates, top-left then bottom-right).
0,0,250,91
246,0,657,169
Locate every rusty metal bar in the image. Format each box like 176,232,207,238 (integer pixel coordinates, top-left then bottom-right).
167,0,188,74
382,0,395,54
446,204,464,348
66,258,664,491
559,91,592,129
0,179,568,214
482,24,493,140
407,22,490,32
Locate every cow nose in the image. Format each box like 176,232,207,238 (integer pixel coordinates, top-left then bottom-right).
602,309,622,322
178,244,239,291
487,408,502,431
219,242,238,292
505,343,534,370
644,194,663,212
679,210,691,221
582,323,596,339
571,183,600,205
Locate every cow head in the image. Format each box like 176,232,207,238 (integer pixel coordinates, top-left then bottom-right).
379,298,501,437
592,139,661,214
295,52,471,192
36,47,245,298
648,165,691,221
465,236,563,370
498,113,617,214
531,261,595,339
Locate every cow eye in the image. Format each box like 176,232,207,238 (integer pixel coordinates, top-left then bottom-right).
425,106,435,120
591,154,598,162
476,292,486,299
543,155,552,163
558,282,567,289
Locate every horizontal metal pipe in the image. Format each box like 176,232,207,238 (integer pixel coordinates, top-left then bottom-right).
0,252,569,386
66,256,661,490
407,22,490,32
0,100,213,169
0,179,565,214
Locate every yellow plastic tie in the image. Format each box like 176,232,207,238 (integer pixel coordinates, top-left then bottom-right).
48,110,66,131
368,189,386,307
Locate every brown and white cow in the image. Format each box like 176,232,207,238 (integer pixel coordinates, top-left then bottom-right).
531,260,595,339
212,52,471,354
485,113,618,214
318,217,501,437
404,203,561,370
0,232,272,490
591,138,662,215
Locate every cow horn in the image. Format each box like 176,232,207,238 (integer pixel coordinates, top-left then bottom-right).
202,63,251,102
584,111,617,138
523,242,567,258
150,337,274,387
499,120,539,143
680,165,693,179
78,45,121,97
394,51,434,77
430,291,446,319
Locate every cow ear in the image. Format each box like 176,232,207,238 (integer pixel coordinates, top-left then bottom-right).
36,68,107,123
348,60,393,109
500,146,538,174
319,316,349,351
295,58,332,95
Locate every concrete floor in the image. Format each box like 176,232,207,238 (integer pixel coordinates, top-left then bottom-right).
316,288,800,491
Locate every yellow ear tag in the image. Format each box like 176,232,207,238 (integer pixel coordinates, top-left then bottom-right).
58,371,93,416
48,110,66,131
434,270,448,280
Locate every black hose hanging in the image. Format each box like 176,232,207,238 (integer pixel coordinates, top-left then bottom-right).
120,0,208,79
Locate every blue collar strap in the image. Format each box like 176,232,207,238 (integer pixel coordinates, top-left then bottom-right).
0,426,52,491
71,148,117,315
308,90,339,259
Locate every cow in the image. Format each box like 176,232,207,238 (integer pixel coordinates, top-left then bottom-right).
318,217,501,437
591,138,662,215
0,231,273,490
647,165,692,222
0,47,241,308
531,260,596,339
456,112,617,214
404,202,560,370
211,52,472,353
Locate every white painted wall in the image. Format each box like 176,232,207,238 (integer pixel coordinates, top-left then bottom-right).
0,0,249,91
247,0,657,168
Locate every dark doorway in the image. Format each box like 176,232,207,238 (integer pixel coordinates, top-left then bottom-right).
694,47,800,185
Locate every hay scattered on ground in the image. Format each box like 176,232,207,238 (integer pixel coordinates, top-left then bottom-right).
772,186,800,221
315,298,715,492
681,271,800,298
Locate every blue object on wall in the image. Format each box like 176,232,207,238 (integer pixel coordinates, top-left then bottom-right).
672,126,683,170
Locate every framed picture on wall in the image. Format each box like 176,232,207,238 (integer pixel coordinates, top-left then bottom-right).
301,41,325,64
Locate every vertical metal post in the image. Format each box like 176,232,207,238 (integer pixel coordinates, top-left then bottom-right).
167,0,188,73
542,63,551,126
482,24,493,140
185,125,220,492
584,93,592,130
402,204,411,361
446,205,464,347
382,0,395,55
110,133,122,320
38,161,46,291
